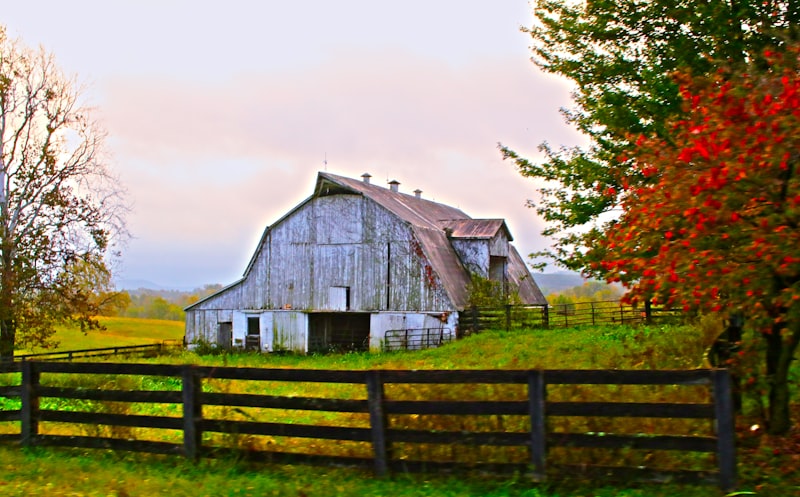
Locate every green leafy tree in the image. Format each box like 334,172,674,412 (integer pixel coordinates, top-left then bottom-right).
502,0,799,273
0,27,127,357
595,47,799,433
547,280,622,304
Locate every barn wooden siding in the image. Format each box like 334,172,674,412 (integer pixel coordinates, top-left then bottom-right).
185,194,460,350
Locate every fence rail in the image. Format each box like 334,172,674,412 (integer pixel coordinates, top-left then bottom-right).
0,361,736,489
459,301,682,334
4,341,181,363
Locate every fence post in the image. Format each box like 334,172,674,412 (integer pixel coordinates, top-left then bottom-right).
591,302,596,326
712,369,737,491
366,370,389,476
20,361,40,446
542,305,549,329
505,304,511,331
528,370,546,481
644,300,653,324
182,366,202,460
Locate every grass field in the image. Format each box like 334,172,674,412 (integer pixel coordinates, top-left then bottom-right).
20,317,185,354
1,318,798,496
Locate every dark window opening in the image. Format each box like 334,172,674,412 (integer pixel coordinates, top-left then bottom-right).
308,313,370,353
246,316,260,350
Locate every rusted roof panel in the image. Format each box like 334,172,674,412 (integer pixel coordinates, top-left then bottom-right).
412,227,471,308
438,219,512,241
508,244,548,305
316,173,469,229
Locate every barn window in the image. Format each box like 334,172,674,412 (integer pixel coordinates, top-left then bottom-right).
329,286,350,311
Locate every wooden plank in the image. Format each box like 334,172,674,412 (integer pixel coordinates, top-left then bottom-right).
529,370,546,481
546,402,714,419
35,434,183,455
194,366,366,383
37,387,181,404
388,459,529,475
380,370,528,384
20,361,39,446
383,400,528,415
0,410,20,422
547,433,718,452
712,369,737,491
205,446,374,469
544,369,712,385
386,429,528,446
39,410,183,430
366,370,389,476
0,362,21,373
14,344,165,362
202,392,368,413
0,385,20,397
35,362,183,377
200,419,372,442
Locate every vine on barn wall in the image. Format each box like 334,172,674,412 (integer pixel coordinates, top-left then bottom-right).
466,274,521,307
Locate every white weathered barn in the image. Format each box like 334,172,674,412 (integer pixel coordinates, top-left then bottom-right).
184,172,546,353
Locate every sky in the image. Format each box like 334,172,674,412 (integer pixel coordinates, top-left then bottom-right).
3,1,583,290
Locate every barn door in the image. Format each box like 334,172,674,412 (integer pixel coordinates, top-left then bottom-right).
217,322,233,349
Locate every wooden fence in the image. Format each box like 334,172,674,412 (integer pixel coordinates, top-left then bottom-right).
5,341,182,363
0,361,736,489
459,301,683,334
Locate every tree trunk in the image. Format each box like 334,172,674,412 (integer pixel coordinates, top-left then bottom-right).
0,316,13,359
764,321,800,435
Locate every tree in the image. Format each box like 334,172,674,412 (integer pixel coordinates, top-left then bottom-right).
0,27,127,357
502,0,799,274
595,47,800,433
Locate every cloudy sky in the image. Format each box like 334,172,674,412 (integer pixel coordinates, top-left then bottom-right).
3,1,583,290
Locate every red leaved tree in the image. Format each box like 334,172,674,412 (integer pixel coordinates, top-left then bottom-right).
594,47,800,434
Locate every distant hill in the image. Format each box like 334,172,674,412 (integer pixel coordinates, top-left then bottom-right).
532,271,588,294
115,279,171,291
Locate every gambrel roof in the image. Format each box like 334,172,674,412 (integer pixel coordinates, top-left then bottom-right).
187,172,546,311
312,172,545,307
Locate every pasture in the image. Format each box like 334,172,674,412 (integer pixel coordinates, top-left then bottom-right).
0,317,798,496
19,317,185,354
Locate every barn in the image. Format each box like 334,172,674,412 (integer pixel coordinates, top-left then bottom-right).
184,171,547,353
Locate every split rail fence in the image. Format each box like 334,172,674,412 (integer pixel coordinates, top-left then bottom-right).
0,361,736,490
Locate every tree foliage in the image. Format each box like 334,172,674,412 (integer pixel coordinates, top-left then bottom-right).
546,280,622,305
503,0,799,273
594,47,800,433
117,285,223,321
0,27,127,356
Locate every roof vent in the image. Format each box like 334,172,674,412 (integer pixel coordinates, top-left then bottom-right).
414,189,422,199
361,173,372,184
388,179,400,193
